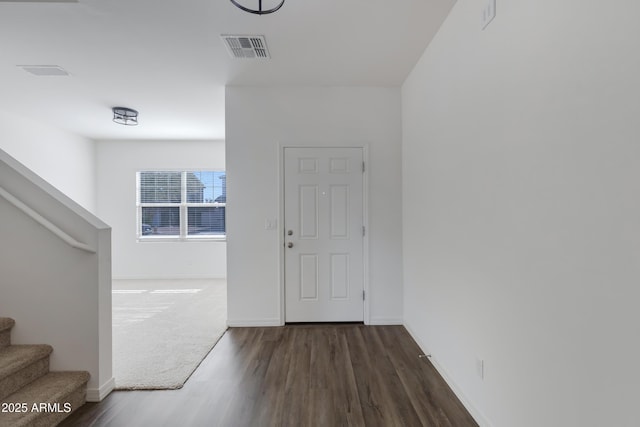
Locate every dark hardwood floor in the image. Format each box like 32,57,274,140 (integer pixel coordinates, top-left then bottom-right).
60,324,478,427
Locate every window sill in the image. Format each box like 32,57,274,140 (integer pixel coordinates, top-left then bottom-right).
137,236,227,243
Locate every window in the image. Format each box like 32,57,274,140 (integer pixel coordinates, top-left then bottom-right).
137,171,226,240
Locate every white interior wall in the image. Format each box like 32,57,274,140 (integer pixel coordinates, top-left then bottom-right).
0,110,96,212
226,86,403,326
96,140,227,279
402,1,640,426
0,148,112,401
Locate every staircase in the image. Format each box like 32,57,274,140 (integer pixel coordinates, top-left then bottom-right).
0,317,89,427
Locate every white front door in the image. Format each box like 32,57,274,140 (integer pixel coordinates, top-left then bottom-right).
284,147,364,322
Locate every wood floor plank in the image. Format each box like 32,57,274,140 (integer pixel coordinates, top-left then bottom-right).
366,326,425,426
248,328,288,426
377,326,452,426
346,326,408,427
59,324,478,427
336,330,366,426
381,326,478,427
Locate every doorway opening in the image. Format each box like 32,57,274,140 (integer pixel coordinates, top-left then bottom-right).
112,170,228,390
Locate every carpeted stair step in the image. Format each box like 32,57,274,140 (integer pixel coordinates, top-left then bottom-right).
0,318,14,348
0,371,90,427
0,345,52,401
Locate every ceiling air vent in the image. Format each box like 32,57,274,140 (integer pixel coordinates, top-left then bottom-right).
18,65,70,76
221,35,270,59
0,0,77,2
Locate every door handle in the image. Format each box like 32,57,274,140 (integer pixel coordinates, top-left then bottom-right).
287,242,294,248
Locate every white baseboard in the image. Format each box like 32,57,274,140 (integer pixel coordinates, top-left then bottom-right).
86,377,115,402
226,318,283,327
368,317,403,325
112,275,227,281
403,322,494,427
367,317,404,326
228,318,403,327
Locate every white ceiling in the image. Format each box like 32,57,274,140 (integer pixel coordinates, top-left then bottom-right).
0,0,454,140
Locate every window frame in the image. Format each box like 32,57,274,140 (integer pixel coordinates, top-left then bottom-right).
136,170,226,242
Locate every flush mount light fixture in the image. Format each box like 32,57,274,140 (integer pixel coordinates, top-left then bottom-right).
230,0,284,15
112,107,138,126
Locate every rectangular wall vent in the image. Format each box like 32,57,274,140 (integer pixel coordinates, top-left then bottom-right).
18,65,70,76
221,35,270,59
0,1,78,3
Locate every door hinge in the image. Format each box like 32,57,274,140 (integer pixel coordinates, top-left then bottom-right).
362,161,365,173
362,290,365,301
362,226,365,237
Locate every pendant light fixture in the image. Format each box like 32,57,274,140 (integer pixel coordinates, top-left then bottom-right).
230,0,284,15
112,107,138,126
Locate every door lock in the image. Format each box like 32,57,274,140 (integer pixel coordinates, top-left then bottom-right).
287,230,293,236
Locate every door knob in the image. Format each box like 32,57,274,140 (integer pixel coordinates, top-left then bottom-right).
287,230,293,236
287,242,294,248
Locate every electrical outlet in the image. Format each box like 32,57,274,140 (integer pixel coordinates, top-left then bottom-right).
481,0,496,30
476,358,485,380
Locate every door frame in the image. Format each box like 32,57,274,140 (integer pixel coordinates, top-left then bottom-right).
278,143,370,325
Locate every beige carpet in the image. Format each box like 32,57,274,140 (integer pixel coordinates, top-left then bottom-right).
112,279,227,390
